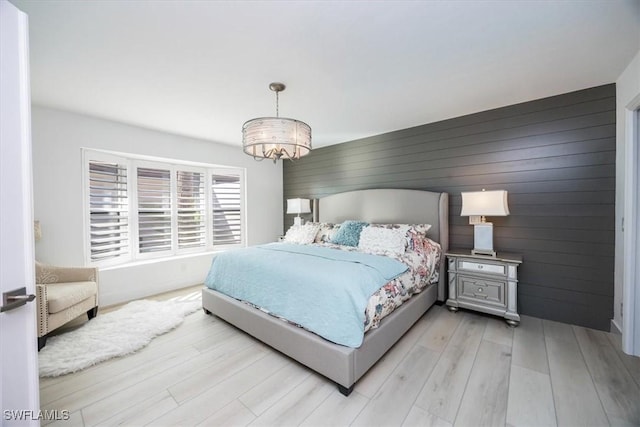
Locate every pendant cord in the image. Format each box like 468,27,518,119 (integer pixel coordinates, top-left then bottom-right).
275,91,279,118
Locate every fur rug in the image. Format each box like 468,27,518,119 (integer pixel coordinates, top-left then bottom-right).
38,295,201,377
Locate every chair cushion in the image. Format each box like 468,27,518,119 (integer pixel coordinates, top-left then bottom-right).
47,281,97,314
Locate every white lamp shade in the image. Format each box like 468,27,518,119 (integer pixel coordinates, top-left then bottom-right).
286,198,311,215
460,190,510,216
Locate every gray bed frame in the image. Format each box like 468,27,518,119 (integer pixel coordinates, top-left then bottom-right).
202,189,449,396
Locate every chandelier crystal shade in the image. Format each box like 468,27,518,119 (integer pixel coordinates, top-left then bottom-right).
242,83,312,162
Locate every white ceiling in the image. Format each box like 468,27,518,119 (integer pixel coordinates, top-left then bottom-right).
11,0,640,148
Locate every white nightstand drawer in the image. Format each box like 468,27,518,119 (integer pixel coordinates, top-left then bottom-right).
459,260,505,275
458,275,506,306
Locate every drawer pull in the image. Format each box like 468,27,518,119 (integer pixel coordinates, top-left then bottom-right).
477,287,483,292
460,261,505,275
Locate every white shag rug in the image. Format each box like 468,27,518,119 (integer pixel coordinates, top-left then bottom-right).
38,294,201,377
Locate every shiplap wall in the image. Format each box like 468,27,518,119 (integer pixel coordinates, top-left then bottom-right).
284,84,615,331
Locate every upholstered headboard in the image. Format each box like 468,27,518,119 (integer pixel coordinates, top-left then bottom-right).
316,189,449,301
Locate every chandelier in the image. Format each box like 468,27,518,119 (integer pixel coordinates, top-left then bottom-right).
242,82,312,163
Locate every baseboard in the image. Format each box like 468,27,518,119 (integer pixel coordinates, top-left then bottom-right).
610,318,622,335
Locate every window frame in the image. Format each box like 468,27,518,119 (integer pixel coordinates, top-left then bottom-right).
82,149,246,267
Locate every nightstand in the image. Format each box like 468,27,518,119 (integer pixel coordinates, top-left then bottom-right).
446,249,522,326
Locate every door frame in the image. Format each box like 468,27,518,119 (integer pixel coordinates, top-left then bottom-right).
623,94,640,356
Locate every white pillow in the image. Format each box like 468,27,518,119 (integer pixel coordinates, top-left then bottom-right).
283,223,321,244
358,226,407,256
368,223,432,250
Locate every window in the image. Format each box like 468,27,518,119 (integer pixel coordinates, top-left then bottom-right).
212,171,242,245
137,167,172,254
84,150,245,266
88,160,129,263
177,170,206,250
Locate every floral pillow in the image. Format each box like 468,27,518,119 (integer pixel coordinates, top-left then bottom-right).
310,222,340,243
368,223,432,253
283,223,321,244
331,220,369,247
358,226,407,256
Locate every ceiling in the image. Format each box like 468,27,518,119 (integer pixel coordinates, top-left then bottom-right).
11,0,640,148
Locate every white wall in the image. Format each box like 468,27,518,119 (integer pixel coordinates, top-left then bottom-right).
614,49,640,332
31,106,283,306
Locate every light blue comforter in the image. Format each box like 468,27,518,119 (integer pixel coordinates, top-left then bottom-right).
204,243,409,347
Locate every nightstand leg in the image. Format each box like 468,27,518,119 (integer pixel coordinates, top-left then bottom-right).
505,265,520,326
447,305,459,312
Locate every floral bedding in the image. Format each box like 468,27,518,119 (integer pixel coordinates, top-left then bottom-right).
320,237,441,332
242,236,441,334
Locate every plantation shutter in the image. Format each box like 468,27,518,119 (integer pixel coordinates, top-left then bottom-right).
211,172,242,245
85,149,246,266
88,161,129,262
176,170,206,249
137,167,172,253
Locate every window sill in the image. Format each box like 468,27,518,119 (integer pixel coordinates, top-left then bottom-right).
98,250,225,272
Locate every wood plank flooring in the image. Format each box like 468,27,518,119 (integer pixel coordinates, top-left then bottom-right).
40,288,640,426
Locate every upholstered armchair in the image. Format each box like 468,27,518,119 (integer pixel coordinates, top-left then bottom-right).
35,261,99,350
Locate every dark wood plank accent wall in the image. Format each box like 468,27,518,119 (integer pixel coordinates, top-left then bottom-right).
284,84,615,331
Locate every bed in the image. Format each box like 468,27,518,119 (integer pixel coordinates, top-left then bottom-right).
202,188,449,395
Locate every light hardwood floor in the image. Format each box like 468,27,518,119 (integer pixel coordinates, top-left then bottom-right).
40,288,640,427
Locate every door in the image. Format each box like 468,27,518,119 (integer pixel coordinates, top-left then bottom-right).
0,0,40,425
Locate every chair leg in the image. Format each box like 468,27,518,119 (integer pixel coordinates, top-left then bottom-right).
38,336,47,351
87,306,98,320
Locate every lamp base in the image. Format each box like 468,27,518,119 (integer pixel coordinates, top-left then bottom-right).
472,222,496,257
472,248,497,257
293,216,303,226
